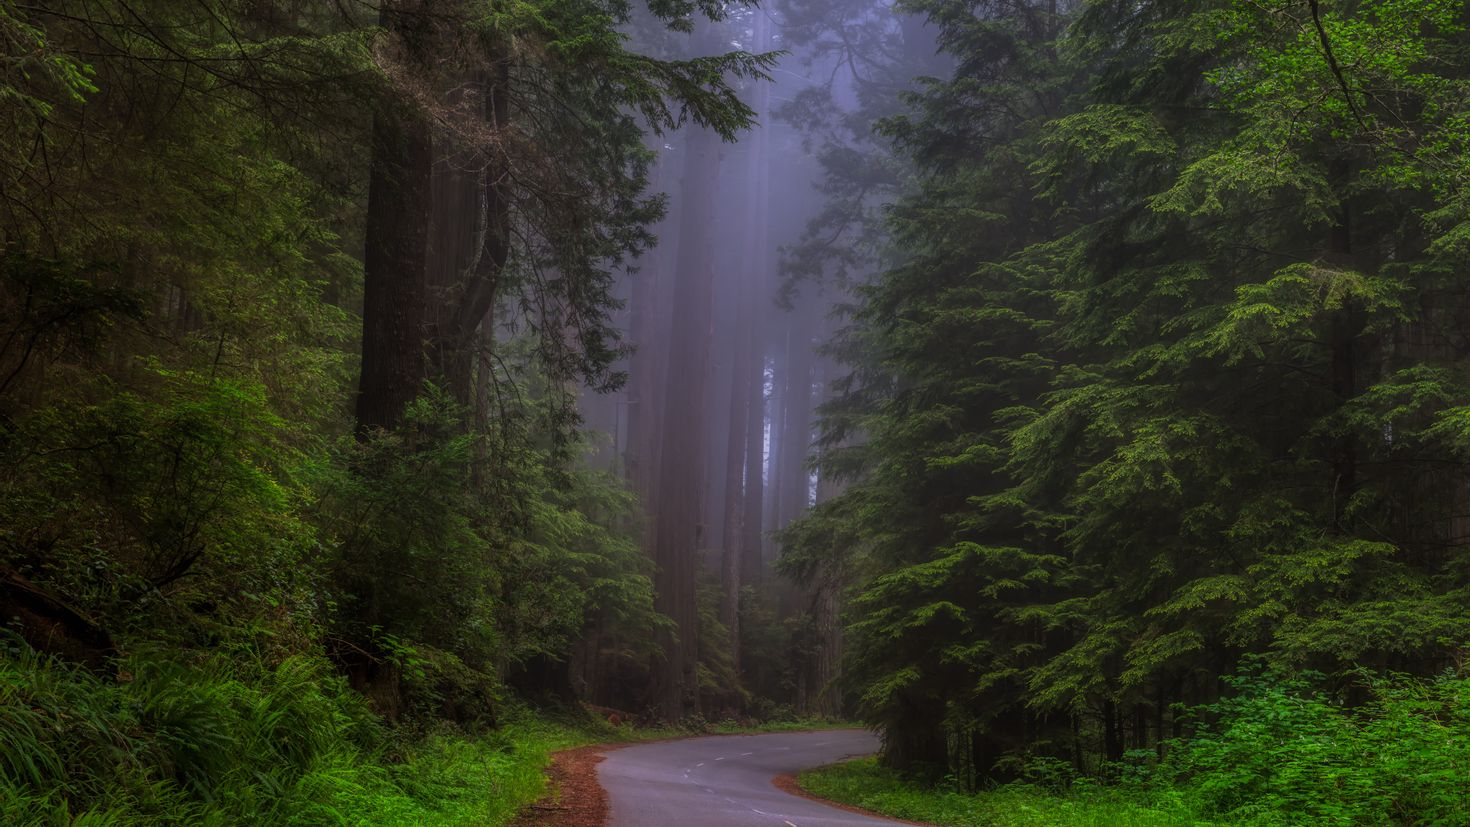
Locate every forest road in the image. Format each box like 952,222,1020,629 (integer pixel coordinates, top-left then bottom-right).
597,729,905,826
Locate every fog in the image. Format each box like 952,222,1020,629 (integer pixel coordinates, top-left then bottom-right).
574,0,946,718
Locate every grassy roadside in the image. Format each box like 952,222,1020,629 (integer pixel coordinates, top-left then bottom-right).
370,714,643,827
2,645,840,827
797,758,1211,827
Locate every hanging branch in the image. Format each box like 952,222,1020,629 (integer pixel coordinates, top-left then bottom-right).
1307,0,1369,131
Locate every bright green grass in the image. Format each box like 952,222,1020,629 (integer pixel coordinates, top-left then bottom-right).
342,716,623,827
799,758,1213,827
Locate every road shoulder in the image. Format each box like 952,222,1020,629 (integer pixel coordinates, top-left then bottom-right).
510,742,626,827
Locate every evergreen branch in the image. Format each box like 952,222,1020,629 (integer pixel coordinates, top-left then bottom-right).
1306,0,1368,131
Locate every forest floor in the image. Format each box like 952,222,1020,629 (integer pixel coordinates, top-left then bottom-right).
796,758,1213,827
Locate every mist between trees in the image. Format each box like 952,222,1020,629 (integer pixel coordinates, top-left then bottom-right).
8,0,1470,823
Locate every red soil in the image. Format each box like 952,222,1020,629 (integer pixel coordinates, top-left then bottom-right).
510,743,627,827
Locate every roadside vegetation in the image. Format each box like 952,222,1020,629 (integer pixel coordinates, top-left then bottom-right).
803,759,1199,827
781,0,1470,817
802,669,1470,826
12,0,1470,822
0,642,649,826
0,638,849,825
0,1,823,823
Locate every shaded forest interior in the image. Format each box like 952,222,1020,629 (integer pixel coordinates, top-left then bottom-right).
11,0,1470,824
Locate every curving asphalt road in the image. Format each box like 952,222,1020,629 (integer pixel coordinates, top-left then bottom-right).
597,729,905,826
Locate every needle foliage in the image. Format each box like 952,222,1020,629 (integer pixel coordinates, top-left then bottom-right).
0,0,766,820
784,0,1470,809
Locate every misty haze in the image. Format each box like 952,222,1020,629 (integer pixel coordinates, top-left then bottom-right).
4,1,1470,825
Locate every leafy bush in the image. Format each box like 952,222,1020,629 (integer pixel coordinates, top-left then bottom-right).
0,368,323,647
799,757,1200,827
0,642,608,826
314,386,662,707
1157,669,1470,826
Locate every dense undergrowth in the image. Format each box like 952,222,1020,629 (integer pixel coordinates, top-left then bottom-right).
0,635,851,826
0,640,649,826
802,670,1470,827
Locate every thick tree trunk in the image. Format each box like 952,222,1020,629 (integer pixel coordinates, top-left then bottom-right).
764,334,784,548
719,316,751,667
719,34,772,672
626,140,678,516
425,66,510,407
649,58,722,720
799,362,844,717
796,566,842,717
355,0,434,433
741,350,767,587
776,303,815,530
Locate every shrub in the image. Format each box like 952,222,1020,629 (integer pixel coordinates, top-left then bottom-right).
1157,669,1470,825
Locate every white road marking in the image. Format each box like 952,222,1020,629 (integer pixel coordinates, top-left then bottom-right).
784,821,799,827
696,762,705,767
740,752,754,756
714,756,725,761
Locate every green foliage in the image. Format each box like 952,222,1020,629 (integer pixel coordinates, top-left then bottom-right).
786,0,1470,785
1157,669,1470,825
313,381,659,688
803,669,1470,825
799,758,1202,827
0,642,638,826
0,0,753,817
0,643,373,824
1,367,323,650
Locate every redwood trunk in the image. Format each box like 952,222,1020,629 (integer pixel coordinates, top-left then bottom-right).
355,0,434,433
649,60,722,720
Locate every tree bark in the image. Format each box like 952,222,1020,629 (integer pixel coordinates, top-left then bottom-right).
776,302,815,531
426,65,510,407
626,139,679,515
719,24,772,673
649,45,722,719
355,0,434,433
719,274,754,672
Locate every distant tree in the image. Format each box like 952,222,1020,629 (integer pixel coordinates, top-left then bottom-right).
355,0,776,433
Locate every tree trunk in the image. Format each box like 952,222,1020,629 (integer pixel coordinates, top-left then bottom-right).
741,361,767,587
719,30,772,673
776,302,815,531
426,66,510,407
649,44,722,720
719,305,751,669
764,331,784,552
626,139,679,517
355,0,434,433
